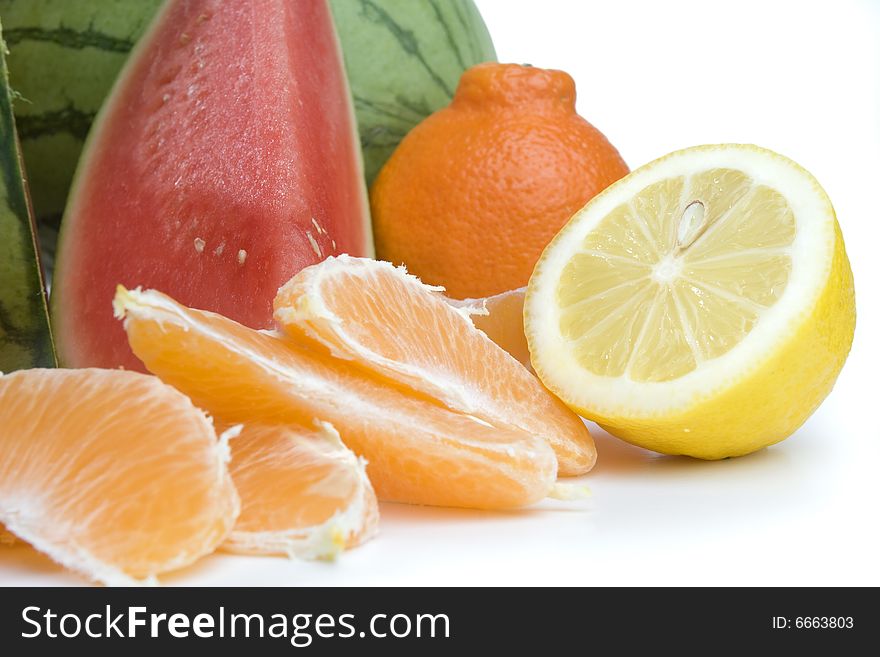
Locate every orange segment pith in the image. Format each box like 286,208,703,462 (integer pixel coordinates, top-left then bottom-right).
224,421,378,558
273,256,595,476
115,287,557,510
0,368,239,585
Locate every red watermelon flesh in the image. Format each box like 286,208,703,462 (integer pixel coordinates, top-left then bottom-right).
52,0,372,371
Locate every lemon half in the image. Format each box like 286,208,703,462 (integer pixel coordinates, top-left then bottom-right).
525,144,855,458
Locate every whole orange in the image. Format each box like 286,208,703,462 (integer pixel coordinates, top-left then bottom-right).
370,62,629,298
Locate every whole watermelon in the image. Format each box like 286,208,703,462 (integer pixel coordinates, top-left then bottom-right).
0,0,496,263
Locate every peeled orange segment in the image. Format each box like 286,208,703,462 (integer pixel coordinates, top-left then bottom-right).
115,287,557,509
0,368,239,585
526,144,855,458
449,287,531,371
224,421,378,559
273,256,594,476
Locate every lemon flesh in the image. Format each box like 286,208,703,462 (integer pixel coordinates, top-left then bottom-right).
525,144,855,458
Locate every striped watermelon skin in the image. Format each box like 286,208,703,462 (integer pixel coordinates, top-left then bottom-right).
329,0,496,184
0,0,162,265
0,21,55,371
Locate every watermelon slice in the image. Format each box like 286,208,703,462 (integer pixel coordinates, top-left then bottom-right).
51,0,372,370
0,21,55,371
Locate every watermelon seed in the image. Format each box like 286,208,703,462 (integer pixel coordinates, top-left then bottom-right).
237,249,247,265
194,238,205,254
306,231,323,258
214,242,225,256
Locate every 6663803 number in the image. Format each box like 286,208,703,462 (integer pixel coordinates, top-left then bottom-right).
772,617,854,629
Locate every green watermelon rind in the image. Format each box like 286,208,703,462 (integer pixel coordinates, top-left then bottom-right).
0,19,56,371
0,0,163,231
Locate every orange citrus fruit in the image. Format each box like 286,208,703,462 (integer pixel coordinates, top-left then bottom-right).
0,368,238,585
273,256,594,476
115,287,557,509
450,287,530,371
224,421,378,559
370,62,629,299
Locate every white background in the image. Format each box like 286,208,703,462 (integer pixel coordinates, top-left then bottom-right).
2,0,879,586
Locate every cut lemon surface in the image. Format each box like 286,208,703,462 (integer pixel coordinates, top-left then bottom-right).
223,421,378,559
526,144,855,458
274,257,594,476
